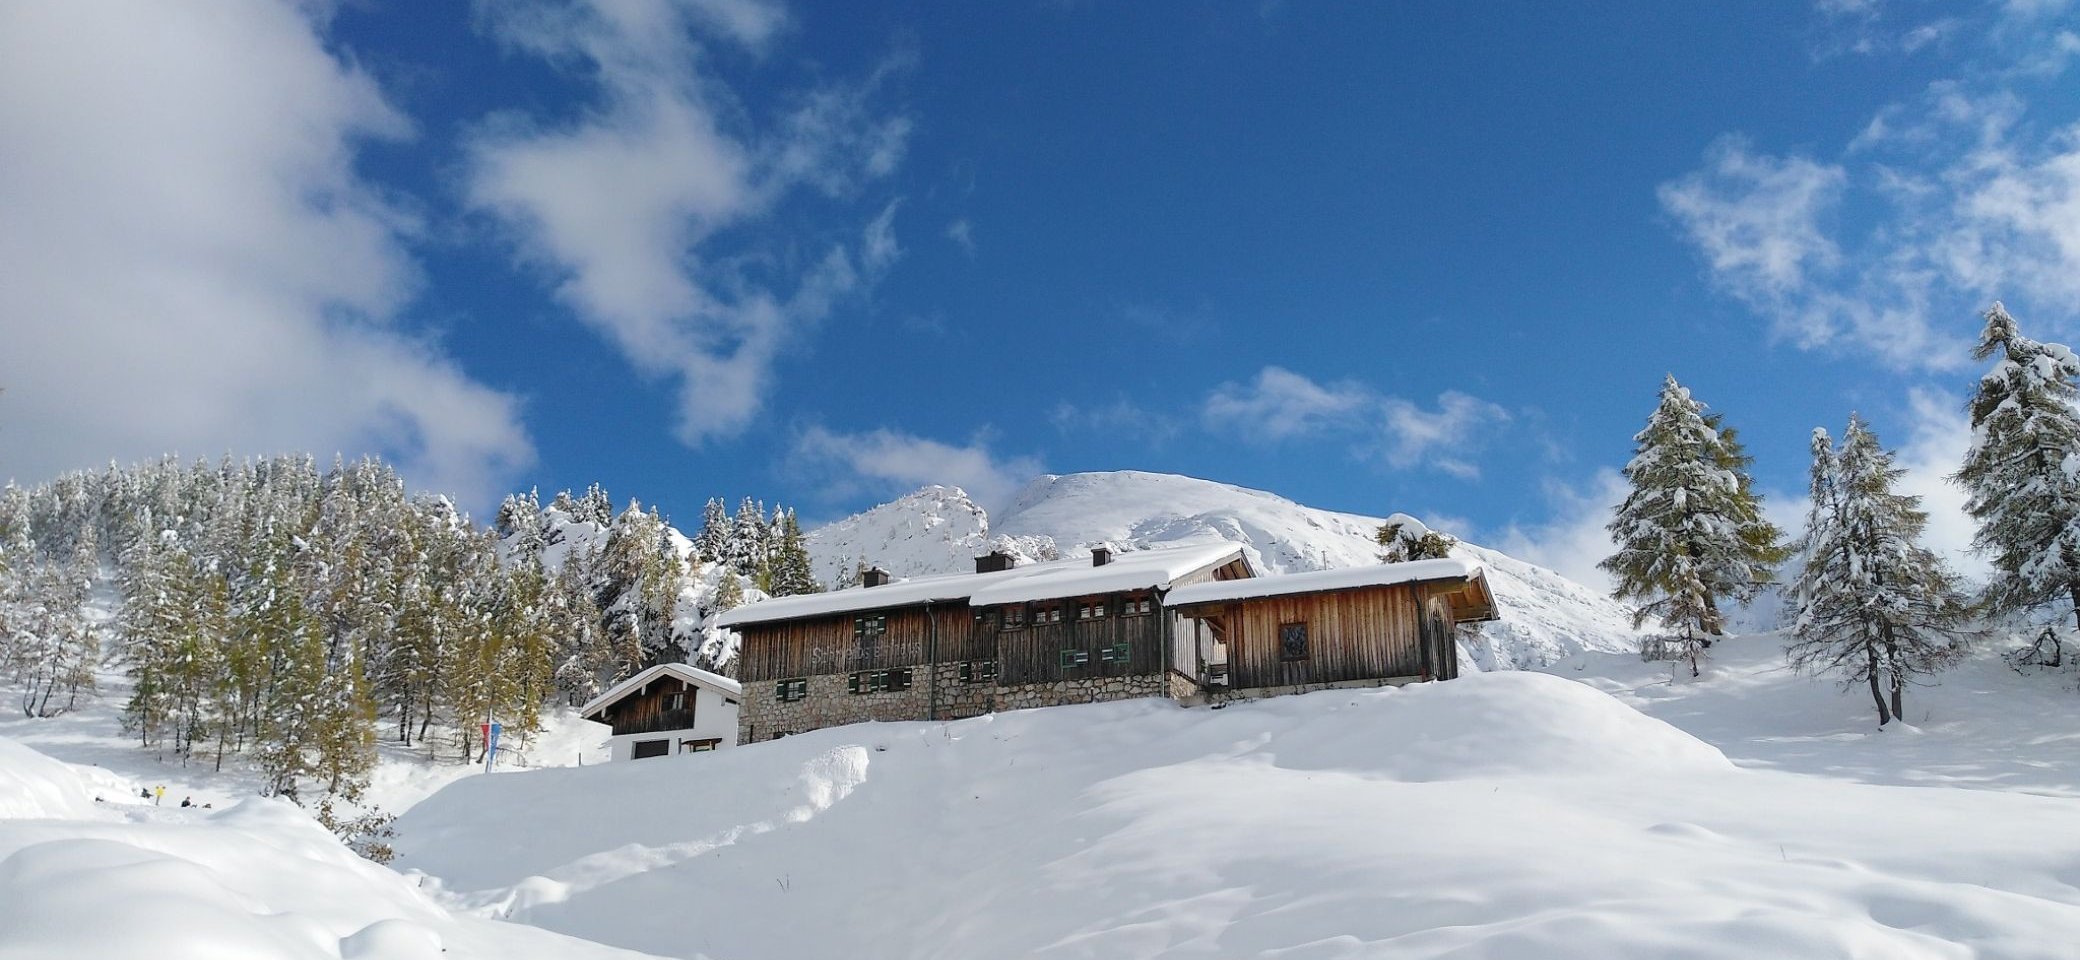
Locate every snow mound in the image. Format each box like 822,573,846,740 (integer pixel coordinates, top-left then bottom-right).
1232,672,1732,781
383,674,2080,960
805,470,1638,669
0,737,109,821
0,738,661,959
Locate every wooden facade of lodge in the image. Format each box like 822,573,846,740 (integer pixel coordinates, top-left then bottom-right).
715,545,1500,743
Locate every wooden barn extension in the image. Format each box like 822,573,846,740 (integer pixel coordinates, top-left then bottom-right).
1164,558,1498,698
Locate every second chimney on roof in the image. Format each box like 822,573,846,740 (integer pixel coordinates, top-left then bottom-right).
974,550,1015,574
861,566,891,588
1091,546,1113,567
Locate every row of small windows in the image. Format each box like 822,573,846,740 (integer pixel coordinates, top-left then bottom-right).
855,597,1157,638
775,645,1148,700
1058,643,1133,668
996,594,1151,629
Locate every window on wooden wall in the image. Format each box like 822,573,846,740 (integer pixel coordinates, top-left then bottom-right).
854,614,888,640
1033,603,1062,624
664,692,685,711
1098,642,1132,663
1059,648,1091,669
1077,600,1108,620
1000,605,1026,630
775,678,808,702
1279,621,1310,661
1121,594,1152,616
959,660,998,684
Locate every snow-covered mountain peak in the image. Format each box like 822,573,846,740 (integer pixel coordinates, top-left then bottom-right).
806,470,1638,669
802,483,1030,586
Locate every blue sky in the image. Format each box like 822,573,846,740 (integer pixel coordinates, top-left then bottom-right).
4,1,2080,586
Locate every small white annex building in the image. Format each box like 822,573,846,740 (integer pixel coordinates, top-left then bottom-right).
579,663,743,761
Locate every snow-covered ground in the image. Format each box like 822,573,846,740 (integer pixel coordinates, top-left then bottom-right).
377,638,2080,959
9,620,2080,957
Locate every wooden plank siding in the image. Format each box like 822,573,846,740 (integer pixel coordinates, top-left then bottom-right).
734,594,1172,687
735,603,951,682
597,675,703,737
1210,583,1430,690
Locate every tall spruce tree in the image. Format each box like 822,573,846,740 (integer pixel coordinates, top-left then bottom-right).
766,510,821,596
1602,375,1786,675
1955,302,2080,666
1789,418,1970,726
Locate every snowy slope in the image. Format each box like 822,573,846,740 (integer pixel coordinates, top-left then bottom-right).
0,737,658,960
804,470,1637,669
391,662,2080,959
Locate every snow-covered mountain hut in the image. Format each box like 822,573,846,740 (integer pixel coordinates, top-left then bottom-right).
1164,557,1498,693
715,543,1256,742
580,663,743,760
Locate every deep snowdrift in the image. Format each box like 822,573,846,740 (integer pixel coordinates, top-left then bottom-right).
804,471,1639,670
0,738,658,960
392,671,2080,959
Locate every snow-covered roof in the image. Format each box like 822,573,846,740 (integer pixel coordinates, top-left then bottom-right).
1164,557,1483,607
580,662,742,720
713,542,1252,628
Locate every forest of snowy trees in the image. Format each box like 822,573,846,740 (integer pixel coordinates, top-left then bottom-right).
0,456,821,810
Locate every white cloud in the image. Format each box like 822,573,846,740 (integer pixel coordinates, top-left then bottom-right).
1659,137,1846,300
1203,367,1509,476
0,1,530,505
789,425,1042,513
1892,388,1986,580
1667,12,2080,368
1493,469,1630,594
466,0,911,445
1203,367,1372,443
1378,392,1512,479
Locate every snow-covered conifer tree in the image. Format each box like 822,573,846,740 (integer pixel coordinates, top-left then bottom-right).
692,497,730,563
1955,302,2080,665
1602,375,1786,674
1376,516,1456,563
766,510,820,597
1790,418,1969,726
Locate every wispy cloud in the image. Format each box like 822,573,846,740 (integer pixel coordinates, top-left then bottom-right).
1050,398,1183,446
788,425,1043,513
465,0,913,446
1203,367,1373,443
1202,367,1509,477
0,0,530,505
945,218,976,257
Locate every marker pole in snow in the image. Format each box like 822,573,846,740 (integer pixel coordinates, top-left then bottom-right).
483,721,503,773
